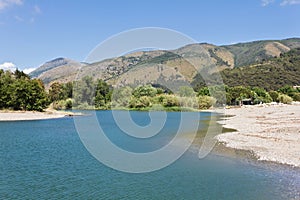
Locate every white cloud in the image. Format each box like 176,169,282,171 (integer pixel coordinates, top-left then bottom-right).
262,0,300,6
0,0,23,11
23,67,36,74
280,0,300,5
0,62,16,71
262,0,275,6
0,62,36,74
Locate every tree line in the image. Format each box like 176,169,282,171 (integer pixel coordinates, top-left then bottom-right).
49,77,300,111
0,69,48,111
1,69,299,112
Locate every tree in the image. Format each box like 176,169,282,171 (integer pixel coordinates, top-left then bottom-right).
49,82,65,102
111,86,133,107
14,69,30,79
226,86,253,105
9,78,48,111
197,87,210,96
73,76,96,106
252,87,272,104
133,85,157,98
63,82,73,99
178,86,196,97
94,79,112,108
0,70,13,109
26,79,48,111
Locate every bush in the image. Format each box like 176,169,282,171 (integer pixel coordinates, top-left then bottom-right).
252,87,272,104
198,96,216,109
133,85,157,98
269,91,279,102
179,97,198,109
162,95,180,107
129,96,151,108
178,86,196,97
65,98,73,109
291,92,300,101
52,98,73,110
277,94,293,104
111,86,133,107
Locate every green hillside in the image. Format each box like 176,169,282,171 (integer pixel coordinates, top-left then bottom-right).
192,48,300,91
222,39,300,67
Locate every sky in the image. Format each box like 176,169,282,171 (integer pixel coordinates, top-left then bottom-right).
0,0,300,73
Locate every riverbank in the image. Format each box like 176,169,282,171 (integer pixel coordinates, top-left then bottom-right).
215,103,300,167
0,109,79,121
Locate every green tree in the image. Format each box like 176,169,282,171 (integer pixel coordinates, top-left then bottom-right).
178,86,196,97
73,76,96,106
133,85,157,98
278,85,296,96
49,82,65,102
63,82,73,99
112,86,133,108
226,86,253,105
0,70,13,109
197,87,210,96
94,79,112,108
252,87,272,104
9,78,48,111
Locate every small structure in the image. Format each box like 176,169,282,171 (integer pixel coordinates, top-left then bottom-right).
293,85,300,89
241,98,253,105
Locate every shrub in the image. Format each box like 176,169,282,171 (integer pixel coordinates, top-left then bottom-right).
162,95,180,107
198,96,216,109
111,86,133,107
65,98,73,109
291,92,300,101
133,85,157,98
178,86,196,97
269,91,279,102
129,96,151,108
277,94,293,104
179,97,198,109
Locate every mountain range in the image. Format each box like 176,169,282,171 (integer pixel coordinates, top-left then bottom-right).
30,38,300,90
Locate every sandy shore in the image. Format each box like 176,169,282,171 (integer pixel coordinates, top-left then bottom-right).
215,104,300,167
0,109,76,121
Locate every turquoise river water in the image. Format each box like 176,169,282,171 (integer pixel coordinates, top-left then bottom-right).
0,111,299,199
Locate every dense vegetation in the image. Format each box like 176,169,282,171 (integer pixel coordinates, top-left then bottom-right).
49,79,300,111
0,69,48,111
51,80,215,111
193,48,300,91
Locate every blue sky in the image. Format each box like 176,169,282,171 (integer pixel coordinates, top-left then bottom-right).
0,0,300,72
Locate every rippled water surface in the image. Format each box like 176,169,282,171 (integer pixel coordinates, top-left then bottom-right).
0,111,299,199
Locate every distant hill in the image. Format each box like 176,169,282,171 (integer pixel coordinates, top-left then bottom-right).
29,57,85,85
29,38,300,88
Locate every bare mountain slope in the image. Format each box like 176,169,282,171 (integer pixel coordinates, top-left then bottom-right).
30,38,300,87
